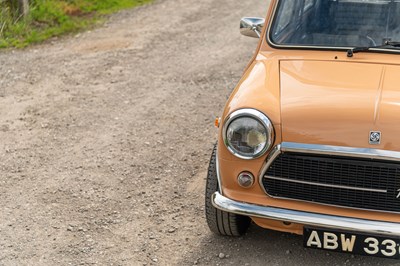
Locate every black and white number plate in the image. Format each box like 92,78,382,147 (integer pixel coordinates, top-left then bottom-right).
304,228,400,259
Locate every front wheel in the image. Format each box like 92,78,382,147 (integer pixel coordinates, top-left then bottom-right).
205,143,250,236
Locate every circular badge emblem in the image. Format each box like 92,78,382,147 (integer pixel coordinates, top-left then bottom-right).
369,131,381,145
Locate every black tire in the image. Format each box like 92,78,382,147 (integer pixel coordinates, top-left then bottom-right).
205,143,251,236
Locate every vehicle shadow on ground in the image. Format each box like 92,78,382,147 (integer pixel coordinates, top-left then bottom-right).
185,223,399,265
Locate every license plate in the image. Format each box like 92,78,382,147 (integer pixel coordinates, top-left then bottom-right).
304,227,400,259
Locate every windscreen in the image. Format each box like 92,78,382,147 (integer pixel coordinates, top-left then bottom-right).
269,0,400,48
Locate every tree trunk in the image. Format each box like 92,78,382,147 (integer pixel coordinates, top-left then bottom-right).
18,0,29,17
7,0,29,17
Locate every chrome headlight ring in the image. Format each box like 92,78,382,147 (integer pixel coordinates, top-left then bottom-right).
222,109,275,160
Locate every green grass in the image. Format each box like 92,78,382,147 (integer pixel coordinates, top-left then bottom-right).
0,0,152,48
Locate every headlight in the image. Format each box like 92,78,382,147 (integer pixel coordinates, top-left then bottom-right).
223,109,274,159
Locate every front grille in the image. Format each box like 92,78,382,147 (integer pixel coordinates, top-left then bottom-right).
262,152,400,213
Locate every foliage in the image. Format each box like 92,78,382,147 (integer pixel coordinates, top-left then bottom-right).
0,0,151,48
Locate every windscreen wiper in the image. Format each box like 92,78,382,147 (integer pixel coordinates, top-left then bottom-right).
347,41,400,57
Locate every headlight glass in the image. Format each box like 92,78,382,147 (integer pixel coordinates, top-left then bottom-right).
223,109,274,159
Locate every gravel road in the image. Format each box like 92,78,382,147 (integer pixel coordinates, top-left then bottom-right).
0,0,399,265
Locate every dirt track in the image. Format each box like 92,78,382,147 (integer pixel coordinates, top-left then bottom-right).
0,0,399,265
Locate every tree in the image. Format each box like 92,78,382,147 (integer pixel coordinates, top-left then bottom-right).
7,0,29,18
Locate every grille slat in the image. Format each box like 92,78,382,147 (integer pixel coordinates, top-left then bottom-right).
263,152,400,213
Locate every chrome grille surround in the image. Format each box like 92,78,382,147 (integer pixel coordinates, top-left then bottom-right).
259,142,400,213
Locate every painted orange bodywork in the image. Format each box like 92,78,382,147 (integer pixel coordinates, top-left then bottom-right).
218,0,400,235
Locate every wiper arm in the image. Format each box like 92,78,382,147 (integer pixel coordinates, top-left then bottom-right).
385,41,400,46
347,41,400,57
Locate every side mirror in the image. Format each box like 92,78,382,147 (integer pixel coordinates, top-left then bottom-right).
240,17,265,38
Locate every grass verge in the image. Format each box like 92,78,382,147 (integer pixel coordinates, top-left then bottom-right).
0,0,152,48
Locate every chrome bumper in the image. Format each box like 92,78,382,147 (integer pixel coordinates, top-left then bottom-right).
212,192,400,236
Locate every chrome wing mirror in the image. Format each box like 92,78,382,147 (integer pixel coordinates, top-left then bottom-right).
240,17,265,38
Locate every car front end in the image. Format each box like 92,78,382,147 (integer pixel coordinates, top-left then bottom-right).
206,0,400,259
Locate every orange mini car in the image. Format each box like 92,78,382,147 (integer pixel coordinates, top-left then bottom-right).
205,0,400,259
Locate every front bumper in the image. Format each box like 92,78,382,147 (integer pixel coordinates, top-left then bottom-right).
212,192,400,236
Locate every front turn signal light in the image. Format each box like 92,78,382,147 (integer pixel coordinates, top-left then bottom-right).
214,117,221,128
